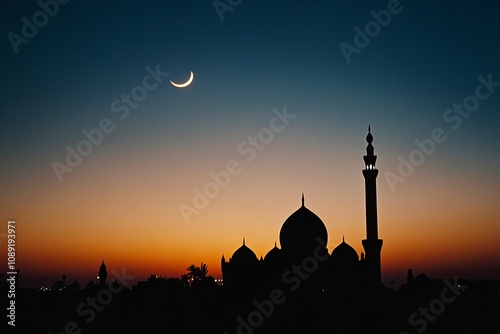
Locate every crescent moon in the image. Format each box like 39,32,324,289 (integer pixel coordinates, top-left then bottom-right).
170,71,194,88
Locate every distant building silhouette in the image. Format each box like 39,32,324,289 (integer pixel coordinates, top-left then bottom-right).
221,127,384,294
407,269,414,285
98,260,107,287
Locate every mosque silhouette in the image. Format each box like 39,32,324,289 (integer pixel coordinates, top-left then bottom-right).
221,127,384,295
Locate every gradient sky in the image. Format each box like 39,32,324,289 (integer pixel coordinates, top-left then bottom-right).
1,0,499,288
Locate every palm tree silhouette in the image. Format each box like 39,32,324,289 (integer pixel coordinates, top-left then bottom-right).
199,263,209,280
185,263,210,286
186,264,200,283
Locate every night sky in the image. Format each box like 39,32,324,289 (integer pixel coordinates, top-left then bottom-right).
1,0,499,288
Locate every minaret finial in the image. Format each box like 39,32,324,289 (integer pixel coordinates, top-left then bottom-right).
366,126,373,144
243,237,245,245
301,193,305,206
364,126,376,168
342,235,345,243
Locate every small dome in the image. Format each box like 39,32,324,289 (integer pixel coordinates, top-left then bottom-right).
331,239,358,264
279,204,328,253
231,242,258,265
264,243,282,263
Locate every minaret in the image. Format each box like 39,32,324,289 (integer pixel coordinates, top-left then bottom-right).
221,254,226,275
98,260,107,287
361,126,383,287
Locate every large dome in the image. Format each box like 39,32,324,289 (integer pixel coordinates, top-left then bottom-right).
279,202,328,254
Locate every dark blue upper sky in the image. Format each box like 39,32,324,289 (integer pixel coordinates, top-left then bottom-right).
2,1,499,145
2,0,499,193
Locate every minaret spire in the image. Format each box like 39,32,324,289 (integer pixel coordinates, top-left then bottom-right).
243,237,245,245
301,193,305,206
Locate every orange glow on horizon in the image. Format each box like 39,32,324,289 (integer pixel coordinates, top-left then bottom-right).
5,134,500,288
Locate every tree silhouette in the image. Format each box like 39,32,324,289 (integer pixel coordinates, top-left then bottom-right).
199,263,209,280
186,264,200,283
185,263,211,286
52,275,67,290
68,280,81,291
